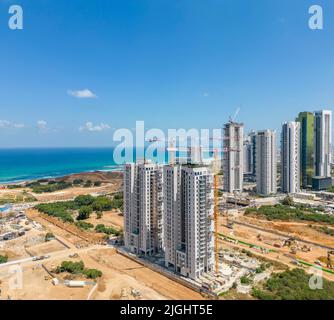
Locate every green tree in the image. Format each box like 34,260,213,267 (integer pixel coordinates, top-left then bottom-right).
92,196,112,211
74,195,95,206
77,206,93,220
56,261,85,274
84,268,103,279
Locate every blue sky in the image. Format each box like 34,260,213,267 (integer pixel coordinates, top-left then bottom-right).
0,0,333,147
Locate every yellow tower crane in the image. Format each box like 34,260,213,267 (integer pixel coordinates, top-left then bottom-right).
213,149,220,275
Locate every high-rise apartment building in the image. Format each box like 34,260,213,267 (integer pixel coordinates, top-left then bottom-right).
296,112,314,188
243,136,253,175
163,164,214,280
124,161,164,256
281,122,301,194
243,131,256,178
314,110,332,178
255,130,277,195
222,121,244,193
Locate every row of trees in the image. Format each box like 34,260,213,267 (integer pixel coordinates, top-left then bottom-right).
35,194,123,236
23,179,104,194
245,203,334,224
27,181,72,194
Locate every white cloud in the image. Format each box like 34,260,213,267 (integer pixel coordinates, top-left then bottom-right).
37,120,48,130
0,120,11,128
79,122,111,132
68,89,97,99
0,120,25,129
202,92,210,97
13,123,25,128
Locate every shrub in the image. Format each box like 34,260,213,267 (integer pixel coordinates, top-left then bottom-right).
56,261,85,274
0,255,8,264
77,206,93,220
56,260,102,279
240,276,252,285
83,268,102,279
95,224,120,236
75,221,94,230
45,232,55,242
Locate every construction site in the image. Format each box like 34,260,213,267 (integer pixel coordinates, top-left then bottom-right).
0,175,205,300
1,145,334,300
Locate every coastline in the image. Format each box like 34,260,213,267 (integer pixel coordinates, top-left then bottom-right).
0,168,124,186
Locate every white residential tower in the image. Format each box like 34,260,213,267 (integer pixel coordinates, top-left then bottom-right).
163,164,214,280
124,161,164,256
281,121,301,193
255,130,277,195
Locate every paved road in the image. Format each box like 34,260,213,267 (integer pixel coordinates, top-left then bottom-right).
0,257,34,268
0,244,108,270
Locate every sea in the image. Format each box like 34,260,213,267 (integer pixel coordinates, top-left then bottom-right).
1,147,210,184
0,148,120,183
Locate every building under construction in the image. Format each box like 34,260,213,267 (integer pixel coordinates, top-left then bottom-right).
222,121,244,193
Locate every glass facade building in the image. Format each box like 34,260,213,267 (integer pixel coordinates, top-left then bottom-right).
296,112,314,188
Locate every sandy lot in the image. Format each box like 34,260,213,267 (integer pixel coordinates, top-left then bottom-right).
240,215,334,248
0,263,92,300
0,229,46,261
85,249,203,300
86,210,124,230
0,248,204,300
27,240,66,257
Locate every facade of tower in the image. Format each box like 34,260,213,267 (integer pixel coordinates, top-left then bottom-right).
243,131,256,178
296,112,314,188
124,161,164,256
314,110,332,178
163,164,214,280
255,130,277,195
243,136,253,175
281,122,301,194
222,121,244,193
